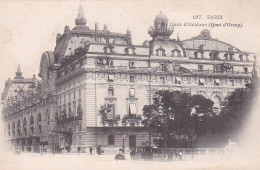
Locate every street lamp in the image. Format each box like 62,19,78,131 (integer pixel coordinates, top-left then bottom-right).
158,106,167,160
122,121,127,154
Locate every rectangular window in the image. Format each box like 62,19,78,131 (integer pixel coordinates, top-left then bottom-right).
108,74,114,82
239,54,243,61
214,65,221,72
129,103,137,115
160,64,165,71
198,65,203,71
175,77,181,84
160,77,165,84
194,52,198,58
230,80,235,86
129,61,135,68
108,88,114,97
129,88,135,97
108,135,114,145
130,75,135,83
244,67,248,73
130,123,135,127
107,104,115,119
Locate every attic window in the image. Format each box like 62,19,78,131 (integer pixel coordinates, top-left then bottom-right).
156,48,166,56
172,49,181,57
239,54,243,61
125,48,130,55
194,52,198,58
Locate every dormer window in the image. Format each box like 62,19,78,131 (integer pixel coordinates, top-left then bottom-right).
156,47,166,56
239,54,243,61
159,64,166,71
229,53,234,60
104,46,115,54
125,47,133,55
246,55,249,61
172,49,181,57
125,48,129,54
129,61,135,68
224,53,228,60
213,52,219,60
194,52,198,58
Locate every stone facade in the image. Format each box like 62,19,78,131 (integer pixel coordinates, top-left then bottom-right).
2,7,259,153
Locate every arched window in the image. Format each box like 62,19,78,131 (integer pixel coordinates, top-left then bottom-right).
212,96,221,113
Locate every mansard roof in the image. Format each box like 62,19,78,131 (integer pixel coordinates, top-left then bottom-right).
181,29,242,53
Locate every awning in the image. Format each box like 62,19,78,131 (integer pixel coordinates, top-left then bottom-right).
175,77,181,81
108,74,114,81
129,88,135,97
199,78,205,84
129,103,137,115
215,79,220,84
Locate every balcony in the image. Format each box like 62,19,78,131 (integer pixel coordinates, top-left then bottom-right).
191,69,252,77
56,115,82,124
103,114,120,126
122,114,142,125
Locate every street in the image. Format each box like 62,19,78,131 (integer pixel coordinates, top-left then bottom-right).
0,150,259,170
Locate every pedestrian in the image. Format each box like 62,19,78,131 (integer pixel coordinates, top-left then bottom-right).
77,146,81,155
178,150,183,160
130,149,136,160
115,150,125,160
89,147,93,155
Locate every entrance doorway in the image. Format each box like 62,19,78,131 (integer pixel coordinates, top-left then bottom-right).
129,135,136,151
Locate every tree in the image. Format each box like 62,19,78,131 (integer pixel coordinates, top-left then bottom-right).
217,81,257,142
142,90,215,148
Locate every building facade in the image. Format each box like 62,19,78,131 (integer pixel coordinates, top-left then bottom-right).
1,7,259,153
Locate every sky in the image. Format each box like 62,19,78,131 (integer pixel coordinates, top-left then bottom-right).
0,0,260,93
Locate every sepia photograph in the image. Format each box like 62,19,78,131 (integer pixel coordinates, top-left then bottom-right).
0,0,260,169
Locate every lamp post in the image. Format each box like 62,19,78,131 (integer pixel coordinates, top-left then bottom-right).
122,121,126,154
52,129,54,156
158,106,167,160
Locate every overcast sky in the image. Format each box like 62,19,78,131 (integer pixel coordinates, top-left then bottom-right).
0,0,260,93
